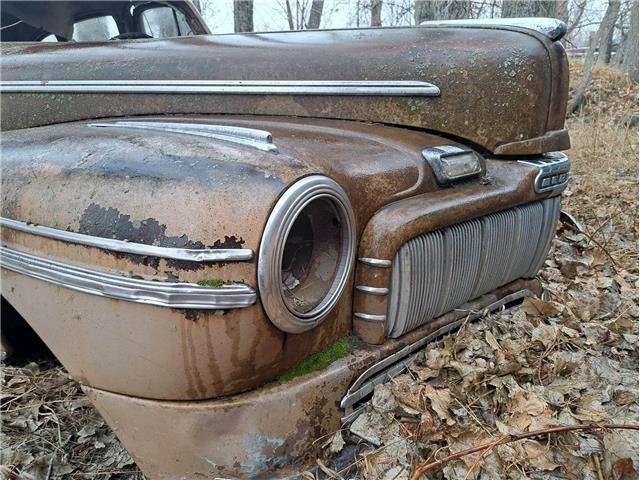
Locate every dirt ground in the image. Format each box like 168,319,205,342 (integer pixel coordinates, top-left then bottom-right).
1,63,638,479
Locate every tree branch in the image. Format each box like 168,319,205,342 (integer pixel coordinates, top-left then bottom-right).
410,423,639,480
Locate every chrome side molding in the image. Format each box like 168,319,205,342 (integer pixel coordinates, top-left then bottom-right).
421,17,567,41
0,217,254,263
89,121,278,153
0,246,256,309
358,257,392,268
341,289,536,423
0,80,441,97
355,285,389,296
518,152,570,193
354,312,386,322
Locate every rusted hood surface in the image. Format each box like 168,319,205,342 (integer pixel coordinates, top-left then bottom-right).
1,25,569,154
1,116,452,261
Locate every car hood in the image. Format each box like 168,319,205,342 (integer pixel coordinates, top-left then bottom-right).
0,24,569,155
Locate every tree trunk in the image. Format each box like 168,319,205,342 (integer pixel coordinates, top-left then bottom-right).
414,0,431,23
306,0,324,29
502,0,558,18
599,23,616,64
618,0,639,82
415,0,471,23
371,0,383,26
233,0,253,32
567,0,621,114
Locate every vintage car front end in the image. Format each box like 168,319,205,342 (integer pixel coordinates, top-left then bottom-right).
1,10,571,479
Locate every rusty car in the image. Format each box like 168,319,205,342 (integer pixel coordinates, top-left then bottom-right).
0,1,571,478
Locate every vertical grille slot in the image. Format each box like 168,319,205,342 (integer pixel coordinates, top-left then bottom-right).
386,197,560,338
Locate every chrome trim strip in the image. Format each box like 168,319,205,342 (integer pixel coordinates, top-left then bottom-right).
518,152,570,194
560,210,584,233
421,17,566,41
354,312,386,322
0,246,256,309
0,217,254,263
0,80,441,97
355,285,389,296
89,121,278,153
358,257,392,268
341,289,536,421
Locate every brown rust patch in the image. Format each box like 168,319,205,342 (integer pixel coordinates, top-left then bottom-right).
78,203,245,270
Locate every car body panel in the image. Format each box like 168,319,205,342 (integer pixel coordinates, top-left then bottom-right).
1,25,569,154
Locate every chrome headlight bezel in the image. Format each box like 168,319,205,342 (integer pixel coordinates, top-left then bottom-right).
258,175,356,333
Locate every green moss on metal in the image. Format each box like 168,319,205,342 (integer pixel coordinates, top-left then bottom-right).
197,279,226,288
277,335,359,382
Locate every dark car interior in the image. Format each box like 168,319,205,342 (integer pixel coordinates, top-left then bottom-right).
0,0,209,42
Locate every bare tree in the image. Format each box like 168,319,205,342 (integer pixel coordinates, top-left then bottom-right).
384,0,414,26
502,1,564,18
234,0,254,32
415,0,472,23
568,0,621,113
616,0,639,81
371,0,383,26
284,0,295,30
565,0,587,38
306,0,324,28
190,0,202,14
599,19,618,64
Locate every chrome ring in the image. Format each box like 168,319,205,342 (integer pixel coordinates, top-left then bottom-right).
258,175,356,333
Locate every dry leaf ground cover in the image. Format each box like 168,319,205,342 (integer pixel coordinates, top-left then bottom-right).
1,63,638,479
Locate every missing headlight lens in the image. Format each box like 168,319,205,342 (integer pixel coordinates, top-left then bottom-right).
281,197,343,315
258,176,356,333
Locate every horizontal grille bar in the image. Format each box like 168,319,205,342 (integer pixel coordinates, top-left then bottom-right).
386,197,560,338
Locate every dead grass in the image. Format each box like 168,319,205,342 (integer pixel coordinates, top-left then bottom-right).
565,61,639,273
568,59,639,119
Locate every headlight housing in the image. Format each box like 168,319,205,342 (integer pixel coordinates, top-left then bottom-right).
258,175,356,333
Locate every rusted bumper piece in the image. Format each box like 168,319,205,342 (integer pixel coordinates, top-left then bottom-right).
85,278,540,480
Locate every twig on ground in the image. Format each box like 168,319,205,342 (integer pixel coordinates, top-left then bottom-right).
410,423,639,480
316,459,344,480
592,453,605,480
564,215,620,266
462,435,505,480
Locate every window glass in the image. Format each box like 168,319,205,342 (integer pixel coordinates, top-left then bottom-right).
175,11,194,36
140,7,192,38
72,16,119,41
41,34,58,42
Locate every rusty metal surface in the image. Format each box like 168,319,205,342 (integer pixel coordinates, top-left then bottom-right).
83,278,540,479
0,115,465,251
1,267,351,400
1,25,569,155
357,160,548,262
1,115,478,399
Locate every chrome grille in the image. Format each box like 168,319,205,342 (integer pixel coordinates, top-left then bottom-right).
386,197,560,338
